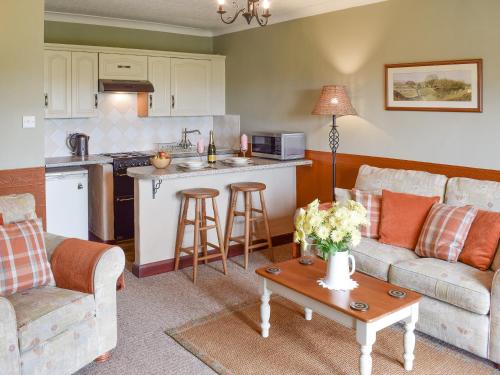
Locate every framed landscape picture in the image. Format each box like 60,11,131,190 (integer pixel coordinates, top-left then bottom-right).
385,59,483,112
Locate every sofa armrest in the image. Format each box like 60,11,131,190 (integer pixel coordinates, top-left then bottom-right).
490,269,500,363
0,297,21,375
92,246,125,356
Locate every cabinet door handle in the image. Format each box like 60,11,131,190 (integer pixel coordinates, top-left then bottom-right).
44,93,48,108
77,183,84,190
94,94,98,109
149,94,153,109
116,197,134,202
117,65,131,69
171,95,175,109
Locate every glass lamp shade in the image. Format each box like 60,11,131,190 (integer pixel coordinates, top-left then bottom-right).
312,85,356,117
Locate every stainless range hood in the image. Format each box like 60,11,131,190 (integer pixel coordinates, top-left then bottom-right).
98,79,154,93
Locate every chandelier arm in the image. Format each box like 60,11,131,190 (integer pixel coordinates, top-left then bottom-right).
255,11,269,26
219,8,245,25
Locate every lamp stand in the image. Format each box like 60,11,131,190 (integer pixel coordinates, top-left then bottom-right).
329,115,339,202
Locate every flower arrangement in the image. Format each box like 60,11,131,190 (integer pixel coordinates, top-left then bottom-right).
294,199,369,259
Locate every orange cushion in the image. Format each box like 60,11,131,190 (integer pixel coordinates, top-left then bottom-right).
458,210,500,270
379,190,439,250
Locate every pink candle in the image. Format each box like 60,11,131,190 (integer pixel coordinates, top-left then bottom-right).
240,134,248,151
197,139,204,154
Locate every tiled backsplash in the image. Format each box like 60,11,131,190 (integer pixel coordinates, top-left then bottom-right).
44,93,240,157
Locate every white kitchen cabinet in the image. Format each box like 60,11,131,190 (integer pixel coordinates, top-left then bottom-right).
71,52,98,118
147,57,172,117
44,50,72,118
171,58,211,116
99,53,148,80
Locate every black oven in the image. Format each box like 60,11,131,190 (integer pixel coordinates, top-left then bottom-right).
103,153,151,241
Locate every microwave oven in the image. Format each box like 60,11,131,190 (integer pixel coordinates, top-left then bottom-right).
251,132,305,160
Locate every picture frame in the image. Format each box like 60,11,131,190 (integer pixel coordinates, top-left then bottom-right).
385,59,483,112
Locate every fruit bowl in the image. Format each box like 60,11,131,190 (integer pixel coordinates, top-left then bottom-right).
150,157,172,169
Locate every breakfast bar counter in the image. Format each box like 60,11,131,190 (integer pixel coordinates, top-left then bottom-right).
128,158,312,276
127,158,312,180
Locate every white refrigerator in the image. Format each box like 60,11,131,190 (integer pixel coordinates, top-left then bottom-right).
45,167,89,240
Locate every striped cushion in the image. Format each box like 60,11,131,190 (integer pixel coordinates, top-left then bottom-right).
352,189,381,239
0,218,54,296
416,204,478,262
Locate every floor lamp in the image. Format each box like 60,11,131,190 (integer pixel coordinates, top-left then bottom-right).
312,85,356,202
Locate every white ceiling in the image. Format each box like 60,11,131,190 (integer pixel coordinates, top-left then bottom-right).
45,0,386,36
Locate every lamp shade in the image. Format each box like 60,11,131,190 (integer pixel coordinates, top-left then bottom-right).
312,85,356,116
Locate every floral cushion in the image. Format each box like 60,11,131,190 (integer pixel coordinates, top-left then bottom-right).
350,237,419,281
354,165,448,201
445,177,500,212
6,285,95,353
0,193,37,224
389,258,494,315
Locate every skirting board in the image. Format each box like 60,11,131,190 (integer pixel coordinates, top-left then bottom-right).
131,232,293,278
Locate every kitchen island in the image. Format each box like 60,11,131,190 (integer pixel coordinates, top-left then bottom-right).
127,158,312,277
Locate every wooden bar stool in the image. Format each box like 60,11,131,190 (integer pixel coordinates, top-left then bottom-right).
174,188,228,283
224,182,273,269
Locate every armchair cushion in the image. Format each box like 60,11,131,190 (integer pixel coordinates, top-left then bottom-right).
6,285,95,353
0,193,37,224
0,218,54,296
389,258,494,315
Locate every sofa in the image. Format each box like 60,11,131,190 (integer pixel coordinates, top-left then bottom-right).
334,165,500,365
0,194,125,375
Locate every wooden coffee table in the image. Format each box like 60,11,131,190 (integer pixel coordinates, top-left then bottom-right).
256,258,421,375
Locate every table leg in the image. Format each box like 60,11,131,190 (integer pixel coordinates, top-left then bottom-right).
356,321,376,375
259,279,272,338
404,304,419,371
304,307,313,321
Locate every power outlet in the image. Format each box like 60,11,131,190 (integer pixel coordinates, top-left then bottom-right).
22,116,36,129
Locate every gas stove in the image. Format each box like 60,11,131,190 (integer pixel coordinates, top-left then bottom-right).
101,151,154,172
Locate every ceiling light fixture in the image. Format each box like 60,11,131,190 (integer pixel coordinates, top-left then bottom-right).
217,0,271,27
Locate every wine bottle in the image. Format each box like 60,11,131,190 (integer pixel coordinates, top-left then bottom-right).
207,131,216,164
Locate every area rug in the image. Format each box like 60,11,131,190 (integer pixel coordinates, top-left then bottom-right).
166,297,496,375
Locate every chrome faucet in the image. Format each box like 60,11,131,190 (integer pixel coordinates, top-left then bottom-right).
179,128,201,149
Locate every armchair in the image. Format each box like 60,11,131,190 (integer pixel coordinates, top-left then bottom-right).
1,229,125,375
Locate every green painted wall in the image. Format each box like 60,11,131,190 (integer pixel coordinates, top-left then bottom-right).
45,21,213,54
0,0,45,169
214,0,500,170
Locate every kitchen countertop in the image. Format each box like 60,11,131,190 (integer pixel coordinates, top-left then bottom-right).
45,148,238,168
45,155,114,168
127,158,312,181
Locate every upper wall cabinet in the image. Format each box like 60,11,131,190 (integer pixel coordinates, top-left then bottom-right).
45,44,226,118
44,50,98,119
72,52,99,118
99,53,148,80
171,58,211,116
147,57,172,117
44,50,72,118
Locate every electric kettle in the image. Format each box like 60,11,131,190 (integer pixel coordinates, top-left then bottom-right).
67,133,90,156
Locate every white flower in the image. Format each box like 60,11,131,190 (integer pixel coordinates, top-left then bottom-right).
316,225,330,240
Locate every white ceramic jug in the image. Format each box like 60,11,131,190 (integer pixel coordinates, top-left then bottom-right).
318,251,358,290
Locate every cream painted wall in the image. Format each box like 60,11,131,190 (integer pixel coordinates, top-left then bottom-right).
214,0,500,170
0,0,45,170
